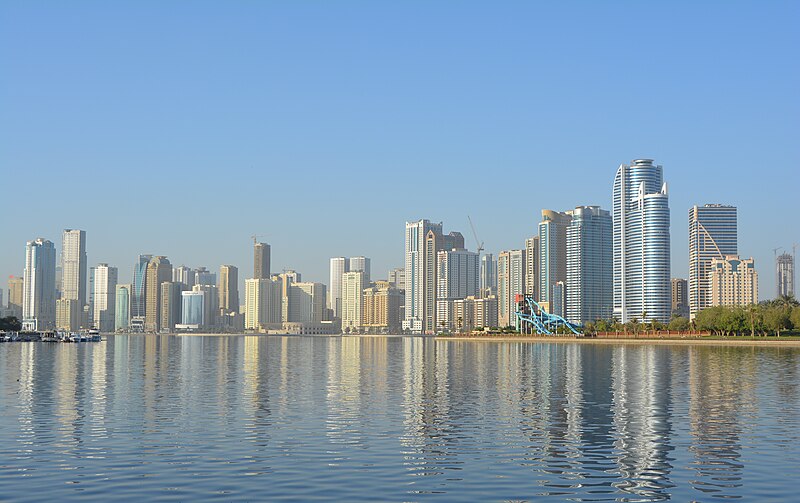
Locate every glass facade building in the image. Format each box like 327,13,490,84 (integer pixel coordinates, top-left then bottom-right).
613,159,671,323
115,284,130,331
566,206,613,326
688,204,737,319
181,291,205,326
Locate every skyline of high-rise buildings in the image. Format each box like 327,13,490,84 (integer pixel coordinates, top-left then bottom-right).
4,159,788,334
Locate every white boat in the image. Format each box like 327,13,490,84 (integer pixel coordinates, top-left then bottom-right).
87,329,102,342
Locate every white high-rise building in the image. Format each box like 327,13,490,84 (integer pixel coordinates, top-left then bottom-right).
341,271,366,330
497,249,525,327
173,265,194,288
329,257,349,319
403,219,443,333
436,249,479,300
23,238,57,331
92,264,118,332
524,237,539,301
349,256,371,284
566,206,613,326
288,282,326,324
480,253,497,297
61,229,87,308
244,278,281,331
435,248,479,331
613,159,671,323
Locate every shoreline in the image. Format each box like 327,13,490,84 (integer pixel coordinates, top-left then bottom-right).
437,335,800,346
99,332,800,347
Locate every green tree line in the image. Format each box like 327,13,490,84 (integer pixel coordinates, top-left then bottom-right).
584,295,800,337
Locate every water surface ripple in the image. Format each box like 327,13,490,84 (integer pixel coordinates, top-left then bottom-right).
1,336,798,501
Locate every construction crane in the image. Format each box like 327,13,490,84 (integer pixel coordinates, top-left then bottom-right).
773,246,783,259
467,216,484,255
251,234,266,245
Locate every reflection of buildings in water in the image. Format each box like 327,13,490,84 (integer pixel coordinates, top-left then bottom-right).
325,336,362,445
400,337,460,480
143,334,158,429
89,341,108,440
14,343,37,449
687,346,756,498
54,343,82,447
611,345,675,499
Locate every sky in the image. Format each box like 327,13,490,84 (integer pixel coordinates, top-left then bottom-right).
1,1,798,298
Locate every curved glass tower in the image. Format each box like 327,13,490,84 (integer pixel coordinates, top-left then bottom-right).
613,159,671,323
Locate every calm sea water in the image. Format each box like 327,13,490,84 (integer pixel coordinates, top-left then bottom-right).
1,335,799,502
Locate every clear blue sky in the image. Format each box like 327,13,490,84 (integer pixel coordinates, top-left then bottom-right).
2,1,798,298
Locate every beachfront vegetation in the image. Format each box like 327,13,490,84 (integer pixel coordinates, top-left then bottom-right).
587,295,800,337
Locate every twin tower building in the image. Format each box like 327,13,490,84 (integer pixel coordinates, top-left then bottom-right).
402,159,676,332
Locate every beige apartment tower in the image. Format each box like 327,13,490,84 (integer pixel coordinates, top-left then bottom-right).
7,276,24,319
341,271,366,330
145,256,172,332
362,281,403,332
218,265,239,313
709,256,758,307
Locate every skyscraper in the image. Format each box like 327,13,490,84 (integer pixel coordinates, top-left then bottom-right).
172,265,194,288
61,229,87,309
349,257,371,284
688,204,738,319
131,254,152,331
565,206,612,326
777,252,795,298
193,267,216,286
497,249,525,327
436,248,480,300
341,271,366,330
329,257,349,319
388,268,405,291
480,253,496,297
7,276,23,319
244,278,282,331
115,284,131,332
92,264,118,332
671,278,689,318
254,242,271,280
403,219,443,333
218,265,239,313
521,238,537,302
613,159,671,323
160,282,183,332
145,256,172,332
181,290,205,327
287,282,326,324
435,248,479,330
539,210,572,305
22,238,57,331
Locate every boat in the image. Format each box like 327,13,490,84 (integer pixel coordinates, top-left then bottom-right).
41,332,60,342
87,329,102,342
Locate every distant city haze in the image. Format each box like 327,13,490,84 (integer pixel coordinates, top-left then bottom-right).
2,2,798,297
